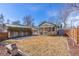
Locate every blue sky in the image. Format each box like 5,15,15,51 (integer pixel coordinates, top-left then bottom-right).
0,3,67,26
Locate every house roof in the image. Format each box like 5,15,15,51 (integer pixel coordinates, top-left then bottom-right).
39,21,58,27
5,24,39,30
5,24,31,29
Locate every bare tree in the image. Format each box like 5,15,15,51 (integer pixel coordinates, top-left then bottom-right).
6,19,10,24
0,14,4,25
69,3,79,9
12,20,21,25
0,14,5,32
59,3,79,29
23,15,34,27
59,9,70,28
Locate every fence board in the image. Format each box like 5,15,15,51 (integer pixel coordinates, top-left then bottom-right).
65,28,79,44
0,32,8,41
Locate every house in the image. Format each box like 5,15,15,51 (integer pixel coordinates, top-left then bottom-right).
0,24,32,40
6,24,32,38
38,21,59,35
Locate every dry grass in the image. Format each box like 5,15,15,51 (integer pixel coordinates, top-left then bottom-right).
2,36,70,56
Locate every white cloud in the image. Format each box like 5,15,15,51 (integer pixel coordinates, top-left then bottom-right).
66,14,79,28
72,16,79,20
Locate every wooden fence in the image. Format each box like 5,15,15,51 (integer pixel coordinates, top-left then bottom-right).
0,32,8,41
65,28,79,44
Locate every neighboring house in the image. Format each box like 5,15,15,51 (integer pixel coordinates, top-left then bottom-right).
38,21,59,35
0,24,32,40
5,24,32,38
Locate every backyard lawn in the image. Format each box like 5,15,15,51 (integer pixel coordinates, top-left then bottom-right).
2,36,70,56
